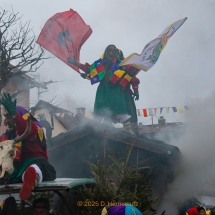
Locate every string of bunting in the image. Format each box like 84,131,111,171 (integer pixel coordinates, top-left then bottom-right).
34,107,189,119
137,106,189,117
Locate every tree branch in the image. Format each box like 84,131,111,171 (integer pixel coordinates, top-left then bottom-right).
0,7,50,92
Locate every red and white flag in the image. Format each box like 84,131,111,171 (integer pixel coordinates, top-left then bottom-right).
36,9,92,73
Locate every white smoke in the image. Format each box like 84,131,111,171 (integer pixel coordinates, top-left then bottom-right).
158,91,215,214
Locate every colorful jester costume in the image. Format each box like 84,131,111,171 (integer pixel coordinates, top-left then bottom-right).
186,207,206,215
0,93,56,200
68,45,140,134
101,204,143,215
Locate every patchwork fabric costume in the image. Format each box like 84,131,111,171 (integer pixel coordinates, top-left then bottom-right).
101,204,143,215
0,94,56,200
68,45,140,134
186,207,205,215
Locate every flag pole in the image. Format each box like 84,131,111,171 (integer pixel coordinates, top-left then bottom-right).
151,115,153,126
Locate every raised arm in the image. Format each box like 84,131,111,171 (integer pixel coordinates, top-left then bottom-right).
130,76,140,101
126,66,140,101
67,57,90,74
0,93,39,141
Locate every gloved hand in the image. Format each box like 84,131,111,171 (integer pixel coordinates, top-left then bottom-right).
67,57,77,65
0,93,17,116
133,92,139,101
80,73,87,79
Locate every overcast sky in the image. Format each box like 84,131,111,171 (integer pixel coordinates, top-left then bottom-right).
2,0,215,125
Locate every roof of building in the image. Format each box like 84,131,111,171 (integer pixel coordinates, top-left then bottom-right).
53,113,77,130
55,114,92,129
48,119,180,157
32,100,73,114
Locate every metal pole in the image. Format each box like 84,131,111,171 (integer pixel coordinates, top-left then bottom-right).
152,115,153,126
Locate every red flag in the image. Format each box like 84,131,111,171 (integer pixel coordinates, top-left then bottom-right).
142,109,148,117
36,9,92,73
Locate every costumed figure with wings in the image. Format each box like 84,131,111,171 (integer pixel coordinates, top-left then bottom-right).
67,45,140,135
36,9,187,136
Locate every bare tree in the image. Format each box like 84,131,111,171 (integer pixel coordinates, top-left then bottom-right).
0,7,48,91
46,95,62,107
0,7,49,124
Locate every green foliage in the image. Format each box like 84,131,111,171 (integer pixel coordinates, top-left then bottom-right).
75,144,158,215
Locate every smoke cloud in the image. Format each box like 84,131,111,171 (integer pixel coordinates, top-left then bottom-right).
158,91,215,214
1,0,214,125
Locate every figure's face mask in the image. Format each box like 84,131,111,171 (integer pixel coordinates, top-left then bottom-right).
106,46,117,60
4,114,15,130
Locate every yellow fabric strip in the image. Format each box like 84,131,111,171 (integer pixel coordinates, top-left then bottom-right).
132,63,148,71
37,127,43,142
114,69,125,77
166,107,169,113
124,74,132,81
15,141,22,147
22,113,30,120
178,106,183,114
100,52,105,59
90,68,98,78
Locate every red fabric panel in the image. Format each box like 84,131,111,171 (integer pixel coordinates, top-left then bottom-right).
125,64,131,69
36,9,92,73
109,74,121,84
0,134,8,141
13,114,38,141
143,109,148,117
128,66,140,76
15,146,21,160
120,78,129,90
187,208,199,215
21,138,48,162
96,64,105,73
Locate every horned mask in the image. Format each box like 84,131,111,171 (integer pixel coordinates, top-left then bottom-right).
0,116,31,178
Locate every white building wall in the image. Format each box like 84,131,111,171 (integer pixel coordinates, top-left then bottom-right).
34,108,67,138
